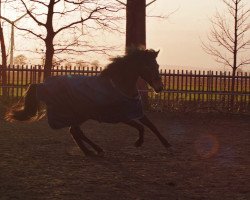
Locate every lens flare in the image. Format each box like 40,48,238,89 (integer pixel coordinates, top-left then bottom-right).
195,134,219,159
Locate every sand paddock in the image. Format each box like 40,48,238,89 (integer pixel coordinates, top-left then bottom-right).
1,109,249,200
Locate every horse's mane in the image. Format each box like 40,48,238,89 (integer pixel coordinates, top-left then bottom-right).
100,49,156,78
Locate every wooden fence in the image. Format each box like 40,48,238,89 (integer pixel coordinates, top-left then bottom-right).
1,65,250,113
149,69,250,113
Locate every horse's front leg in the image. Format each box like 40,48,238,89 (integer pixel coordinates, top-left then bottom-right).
72,126,104,155
124,120,144,147
69,126,95,156
139,115,171,149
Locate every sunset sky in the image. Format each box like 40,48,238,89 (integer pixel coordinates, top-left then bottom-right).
147,0,250,71
2,0,250,71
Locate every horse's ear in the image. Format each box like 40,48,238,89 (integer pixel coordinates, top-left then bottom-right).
155,50,160,57
151,50,160,58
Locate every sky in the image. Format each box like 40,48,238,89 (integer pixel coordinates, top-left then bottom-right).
146,0,250,71
1,0,250,72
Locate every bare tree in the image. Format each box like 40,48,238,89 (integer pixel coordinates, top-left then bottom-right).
14,54,27,65
75,60,87,68
91,60,100,68
15,0,121,78
203,0,250,94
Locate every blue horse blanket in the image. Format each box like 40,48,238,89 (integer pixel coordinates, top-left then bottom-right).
36,75,143,129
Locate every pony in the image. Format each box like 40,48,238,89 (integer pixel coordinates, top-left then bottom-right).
5,49,171,156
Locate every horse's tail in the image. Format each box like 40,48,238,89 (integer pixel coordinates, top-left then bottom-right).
5,84,44,122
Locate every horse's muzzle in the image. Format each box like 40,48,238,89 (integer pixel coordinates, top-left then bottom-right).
154,85,164,93
152,79,164,93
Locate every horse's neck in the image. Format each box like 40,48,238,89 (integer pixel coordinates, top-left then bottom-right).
111,71,139,97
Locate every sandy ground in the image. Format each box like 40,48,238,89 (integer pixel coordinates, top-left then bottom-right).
0,108,250,200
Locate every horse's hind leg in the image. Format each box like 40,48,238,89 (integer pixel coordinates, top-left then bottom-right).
139,115,171,149
124,120,144,147
69,126,95,156
73,126,104,155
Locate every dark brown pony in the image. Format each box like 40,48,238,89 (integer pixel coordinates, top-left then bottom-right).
5,49,171,156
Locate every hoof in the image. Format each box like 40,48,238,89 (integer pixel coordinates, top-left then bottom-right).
97,150,105,157
166,143,172,148
134,139,143,147
96,147,104,154
163,141,172,149
167,147,175,156
84,150,96,157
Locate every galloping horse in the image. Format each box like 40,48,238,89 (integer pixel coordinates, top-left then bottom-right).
5,49,171,156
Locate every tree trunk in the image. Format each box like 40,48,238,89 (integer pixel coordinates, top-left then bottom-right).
126,0,149,108
126,0,146,49
231,1,238,110
44,39,54,79
43,0,55,79
0,25,7,96
230,67,237,110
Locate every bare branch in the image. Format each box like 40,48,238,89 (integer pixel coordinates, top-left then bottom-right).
0,16,12,24
147,6,179,19
146,0,157,7
30,0,48,7
115,0,126,6
222,0,234,11
14,25,44,40
237,39,250,50
55,7,108,35
64,0,92,5
20,0,46,27
55,47,113,54
237,58,250,68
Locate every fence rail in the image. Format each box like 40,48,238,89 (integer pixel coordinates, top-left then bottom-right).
149,69,250,113
1,65,250,113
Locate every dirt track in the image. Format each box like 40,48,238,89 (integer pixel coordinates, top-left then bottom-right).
0,109,250,200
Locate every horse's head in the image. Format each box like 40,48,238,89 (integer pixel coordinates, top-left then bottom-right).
102,48,163,93
137,49,163,93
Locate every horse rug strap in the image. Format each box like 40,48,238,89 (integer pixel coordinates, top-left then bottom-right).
36,75,143,129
